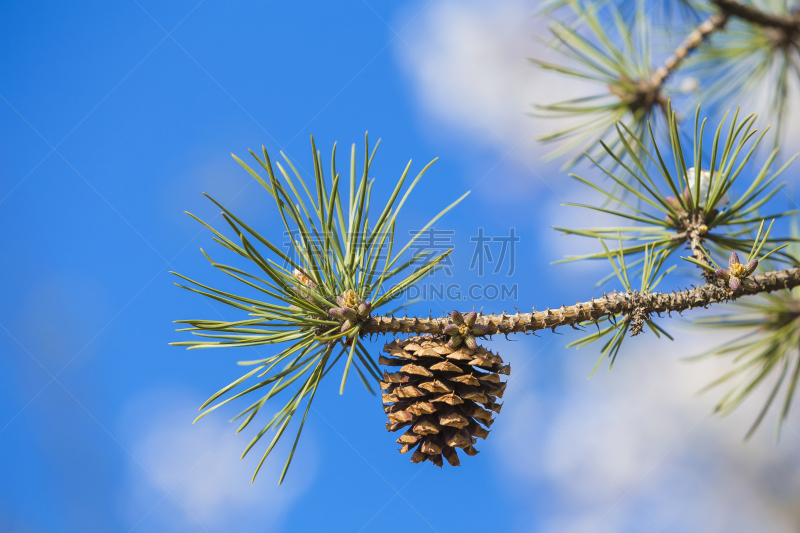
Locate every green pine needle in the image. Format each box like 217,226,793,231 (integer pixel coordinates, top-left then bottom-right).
172,134,468,483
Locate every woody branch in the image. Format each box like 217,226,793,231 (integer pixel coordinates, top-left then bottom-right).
640,0,800,108
712,0,800,33
648,12,729,91
360,266,800,337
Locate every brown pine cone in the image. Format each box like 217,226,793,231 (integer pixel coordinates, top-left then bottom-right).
380,335,509,467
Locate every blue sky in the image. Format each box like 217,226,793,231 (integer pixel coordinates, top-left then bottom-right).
3,1,800,532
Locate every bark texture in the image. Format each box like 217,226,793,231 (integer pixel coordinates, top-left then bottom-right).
649,13,729,89
362,267,800,337
619,13,728,120
713,0,800,32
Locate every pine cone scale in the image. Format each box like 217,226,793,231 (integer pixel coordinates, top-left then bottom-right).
380,335,509,467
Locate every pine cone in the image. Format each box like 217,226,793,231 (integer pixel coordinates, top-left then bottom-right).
379,335,510,467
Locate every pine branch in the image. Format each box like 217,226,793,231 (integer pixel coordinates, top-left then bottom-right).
649,12,729,91
691,1,800,146
688,235,717,283
175,123,800,478
712,0,800,33
533,7,728,169
362,266,800,336
683,218,718,284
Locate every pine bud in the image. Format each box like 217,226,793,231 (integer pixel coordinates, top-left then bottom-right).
330,307,358,322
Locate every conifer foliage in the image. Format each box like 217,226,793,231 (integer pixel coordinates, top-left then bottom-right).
173,0,800,483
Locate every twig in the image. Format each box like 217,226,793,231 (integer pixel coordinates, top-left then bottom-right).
712,0,800,33
688,236,716,283
624,13,727,117
686,222,717,284
361,266,800,336
649,12,729,90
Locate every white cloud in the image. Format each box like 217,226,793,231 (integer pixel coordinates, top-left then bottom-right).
120,389,317,532
396,3,800,529
495,332,800,532
396,0,595,158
